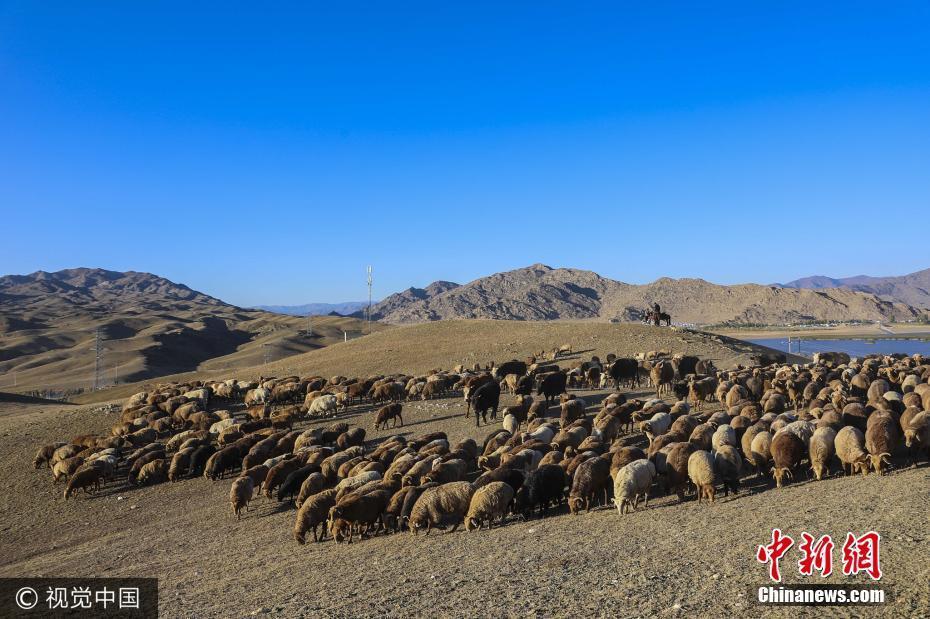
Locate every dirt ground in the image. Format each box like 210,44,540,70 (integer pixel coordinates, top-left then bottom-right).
1,383,927,618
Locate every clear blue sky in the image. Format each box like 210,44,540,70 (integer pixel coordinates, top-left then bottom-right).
2,2,928,306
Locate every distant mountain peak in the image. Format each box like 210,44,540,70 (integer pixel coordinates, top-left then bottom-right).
360,265,925,324
779,267,930,308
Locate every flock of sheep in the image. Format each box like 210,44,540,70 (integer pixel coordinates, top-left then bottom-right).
32,346,930,546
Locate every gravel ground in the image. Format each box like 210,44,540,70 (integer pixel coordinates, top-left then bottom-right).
1,386,927,618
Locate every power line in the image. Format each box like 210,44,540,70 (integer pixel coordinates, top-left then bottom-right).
93,328,102,391
366,265,373,335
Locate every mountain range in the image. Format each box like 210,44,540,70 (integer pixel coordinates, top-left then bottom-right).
0,268,381,393
356,264,926,325
779,268,930,309
252,301,371,316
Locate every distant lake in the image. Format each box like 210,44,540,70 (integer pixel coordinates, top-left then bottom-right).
748,336,930,359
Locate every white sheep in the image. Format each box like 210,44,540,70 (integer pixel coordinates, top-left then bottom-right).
687,450,717,504
640,412,671,446
465,481,514,530
307,394,338,418
612,459,656,515
711,424,737,452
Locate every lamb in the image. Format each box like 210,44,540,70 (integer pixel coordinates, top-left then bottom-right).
688,378,717,409
688,423,715,451
809,427,836,481
713,445,742,496
374,403,403,430
293,489,338,544
903,410,929,465
568,456,611,514
835,426,870,476
650,361,674,396
612,459,657,514
473,466,525,494
502,413,519,435
770,431,805,487
465,481,515,530
408,481,475,535
63,466,103,499
687,450,716,503
229,476,254,519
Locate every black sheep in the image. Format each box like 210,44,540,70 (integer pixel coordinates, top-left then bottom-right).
277,464,321,502
473,466,525,494
513,464,567,518
536,372,567,406
470,381,501,427
608,358,639,389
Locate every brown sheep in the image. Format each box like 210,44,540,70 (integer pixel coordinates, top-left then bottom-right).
687,450,716,503
408,481,475,535
264,458,303,498
52,456,84,483
294,489,338,544
328,489,391,543
230,476,254,519
865,412,900,475
136,459,168,485
34,442,67,469
64,466,102,499
903,410,929,465
664,442,695,500
374,403,403,430
568,456,611,514
770,431,805,487
465,482,514,530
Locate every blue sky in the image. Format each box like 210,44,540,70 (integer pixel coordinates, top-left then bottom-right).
2,2,928,306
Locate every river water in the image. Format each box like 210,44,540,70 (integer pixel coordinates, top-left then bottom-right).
748,336,930,359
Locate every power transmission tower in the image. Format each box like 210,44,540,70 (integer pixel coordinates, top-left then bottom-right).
366,265,373,335
93,328,102,391
307,315,312,338
262,343,270,366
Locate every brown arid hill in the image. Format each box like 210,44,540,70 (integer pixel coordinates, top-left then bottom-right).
363,264,923,325
780,267,930,309
0,268,386,394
